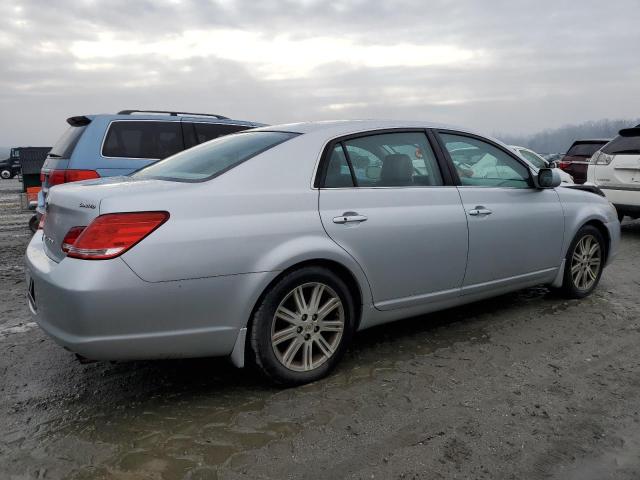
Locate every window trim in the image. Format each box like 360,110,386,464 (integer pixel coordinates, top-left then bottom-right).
433,129,535,189
315,128,454,189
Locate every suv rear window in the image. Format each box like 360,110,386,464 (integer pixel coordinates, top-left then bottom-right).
565,142,607,157
193,123,249,143
133,131,298,182
102,121,183,159
602,134,640,155
50,126,86,158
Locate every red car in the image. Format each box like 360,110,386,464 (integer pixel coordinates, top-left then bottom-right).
559,139,610,184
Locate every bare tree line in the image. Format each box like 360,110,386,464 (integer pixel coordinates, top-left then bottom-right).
498,118,640,154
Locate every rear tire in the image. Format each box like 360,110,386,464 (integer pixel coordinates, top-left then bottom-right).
558,225,605,299
249,266,355,386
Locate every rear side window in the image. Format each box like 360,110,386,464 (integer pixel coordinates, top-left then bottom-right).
102,121,183,159
323,131,443,187
193,123,249,143
133,131,298,182
602,135,640,155
50,126,86,158
566,142,607,157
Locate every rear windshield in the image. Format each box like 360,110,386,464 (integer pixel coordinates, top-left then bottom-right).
602,134,640,155
50,126,86,158
133,131,298,182
103,121,183,159
566,142,607,157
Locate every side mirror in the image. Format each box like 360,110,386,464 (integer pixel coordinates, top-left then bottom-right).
537,168,561,188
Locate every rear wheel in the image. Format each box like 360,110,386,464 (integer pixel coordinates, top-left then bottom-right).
28,215,39,233
0,169,11,179
250,267,355,386
558,225,605,298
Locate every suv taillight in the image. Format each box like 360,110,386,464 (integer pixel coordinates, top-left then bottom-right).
65,212,169,260
48,169,100,187
558,160,571,169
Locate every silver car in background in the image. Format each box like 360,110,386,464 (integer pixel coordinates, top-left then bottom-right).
510,145,574,184
26,120,620,385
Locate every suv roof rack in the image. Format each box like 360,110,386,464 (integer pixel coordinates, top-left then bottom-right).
117,110,229,120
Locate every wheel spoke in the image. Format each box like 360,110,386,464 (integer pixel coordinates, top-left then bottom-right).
276,306,299,325
308,284,325,312
314,334,334,358
588,243,599,256
572,251,582,263
293,287,308,313
282,337,304,367
272,326,298,346
320,320,343,332
302,341,313,371
317,297,340,320
571,262,582,274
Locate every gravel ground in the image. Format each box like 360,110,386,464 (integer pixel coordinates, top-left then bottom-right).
1,176,640,479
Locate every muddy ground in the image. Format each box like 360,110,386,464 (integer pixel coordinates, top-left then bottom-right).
1,177,640,479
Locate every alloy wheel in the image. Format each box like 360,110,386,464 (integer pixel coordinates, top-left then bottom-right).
271,282,345,372
570,234,601,291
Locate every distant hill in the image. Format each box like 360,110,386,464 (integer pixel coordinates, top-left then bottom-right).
498,118,640,154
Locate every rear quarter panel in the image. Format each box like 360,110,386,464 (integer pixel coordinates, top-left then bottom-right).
103,133,373,305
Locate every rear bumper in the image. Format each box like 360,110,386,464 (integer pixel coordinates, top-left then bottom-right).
25,233,273,361
561,163,588,184
600,187,640,214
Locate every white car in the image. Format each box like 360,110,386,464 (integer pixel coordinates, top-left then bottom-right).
511,146,574,184
587,127,640,221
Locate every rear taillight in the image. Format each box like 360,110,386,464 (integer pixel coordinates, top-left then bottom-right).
48,169,100,187
61,226,86,253
65,212,169,260
558,160,571,170
590,151,614,165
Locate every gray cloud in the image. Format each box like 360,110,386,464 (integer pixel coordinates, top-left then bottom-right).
1,0,639,146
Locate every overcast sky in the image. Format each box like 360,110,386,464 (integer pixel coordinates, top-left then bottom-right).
1,0,639,147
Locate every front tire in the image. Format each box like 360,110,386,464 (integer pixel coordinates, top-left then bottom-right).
249,267,355,386
558,225,605,299
0,169,11,180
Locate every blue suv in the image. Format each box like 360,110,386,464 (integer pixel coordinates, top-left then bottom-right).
38,110,264,215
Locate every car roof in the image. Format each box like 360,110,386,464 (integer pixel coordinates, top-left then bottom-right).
253,119,487,141
69,113,264,127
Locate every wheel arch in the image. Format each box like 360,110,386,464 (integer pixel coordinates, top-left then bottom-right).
237,258,366,368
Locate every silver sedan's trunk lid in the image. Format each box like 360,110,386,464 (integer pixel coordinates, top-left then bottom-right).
41,176,180,262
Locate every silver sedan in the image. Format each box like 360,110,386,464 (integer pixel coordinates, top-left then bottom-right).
25,120,620,385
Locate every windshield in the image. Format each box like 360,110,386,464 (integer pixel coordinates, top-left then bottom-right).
50,125,86,158
566,142,607,157
133,131,298,182
517,149,546,169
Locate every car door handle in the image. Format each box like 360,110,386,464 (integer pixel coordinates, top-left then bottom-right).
468,207,492,216
333,212,368,224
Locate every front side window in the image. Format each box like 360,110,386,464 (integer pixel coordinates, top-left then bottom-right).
323,131,443,187
103,121,183,159
518,149,547,169
134,131,298,182
440,133,531,188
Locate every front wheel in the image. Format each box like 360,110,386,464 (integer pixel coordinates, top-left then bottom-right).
0,169,11,179
249,267,355,386
558,225,605,298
